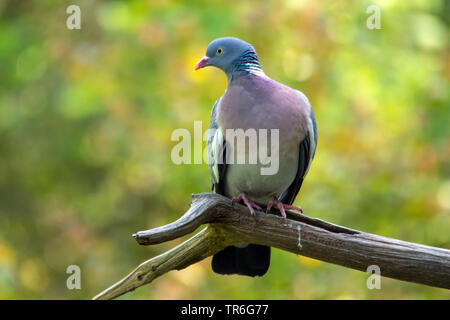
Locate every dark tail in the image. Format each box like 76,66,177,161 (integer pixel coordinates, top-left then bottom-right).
211,244,270,277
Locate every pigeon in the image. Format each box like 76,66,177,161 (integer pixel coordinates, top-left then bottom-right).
195,37,317,277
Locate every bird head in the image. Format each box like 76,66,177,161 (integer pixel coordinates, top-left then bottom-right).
195,37,257,75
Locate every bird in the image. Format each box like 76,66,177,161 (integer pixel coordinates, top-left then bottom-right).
195,37,317,277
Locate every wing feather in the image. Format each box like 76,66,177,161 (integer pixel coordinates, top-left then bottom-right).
279,105,317,205
207,98,227,194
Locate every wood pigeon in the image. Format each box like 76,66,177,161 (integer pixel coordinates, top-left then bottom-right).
195,37,317,277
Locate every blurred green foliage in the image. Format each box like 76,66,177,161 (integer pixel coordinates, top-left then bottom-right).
0,0,449,299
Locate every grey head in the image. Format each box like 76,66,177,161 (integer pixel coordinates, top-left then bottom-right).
195,37,264,79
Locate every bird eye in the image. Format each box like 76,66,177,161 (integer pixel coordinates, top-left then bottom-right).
216,48,223,55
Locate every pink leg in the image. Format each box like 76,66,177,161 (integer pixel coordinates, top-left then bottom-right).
266,197,303,218
232,193,262,215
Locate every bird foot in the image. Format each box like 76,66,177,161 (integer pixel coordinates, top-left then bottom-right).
266,197,303,218
232,193,263,215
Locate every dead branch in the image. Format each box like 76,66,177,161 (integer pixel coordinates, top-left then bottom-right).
93,193,450,299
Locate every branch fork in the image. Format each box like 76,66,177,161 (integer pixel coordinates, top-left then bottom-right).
93,193,450,300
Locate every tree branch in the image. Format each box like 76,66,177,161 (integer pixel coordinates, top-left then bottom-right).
93,193,450,299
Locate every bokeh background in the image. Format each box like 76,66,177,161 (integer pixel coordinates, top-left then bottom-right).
0,0,449,299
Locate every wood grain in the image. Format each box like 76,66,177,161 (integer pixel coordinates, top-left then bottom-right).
93,193,450,299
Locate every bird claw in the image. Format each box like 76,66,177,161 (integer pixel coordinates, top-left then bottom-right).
232,193,262,215
266,197,303,218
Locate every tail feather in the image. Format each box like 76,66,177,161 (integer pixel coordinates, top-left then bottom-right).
212,244,270,277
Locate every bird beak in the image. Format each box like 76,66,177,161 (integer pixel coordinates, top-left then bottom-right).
195,56,210,70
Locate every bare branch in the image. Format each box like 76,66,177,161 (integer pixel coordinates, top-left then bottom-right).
94,193,450,299
93,225,236,300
